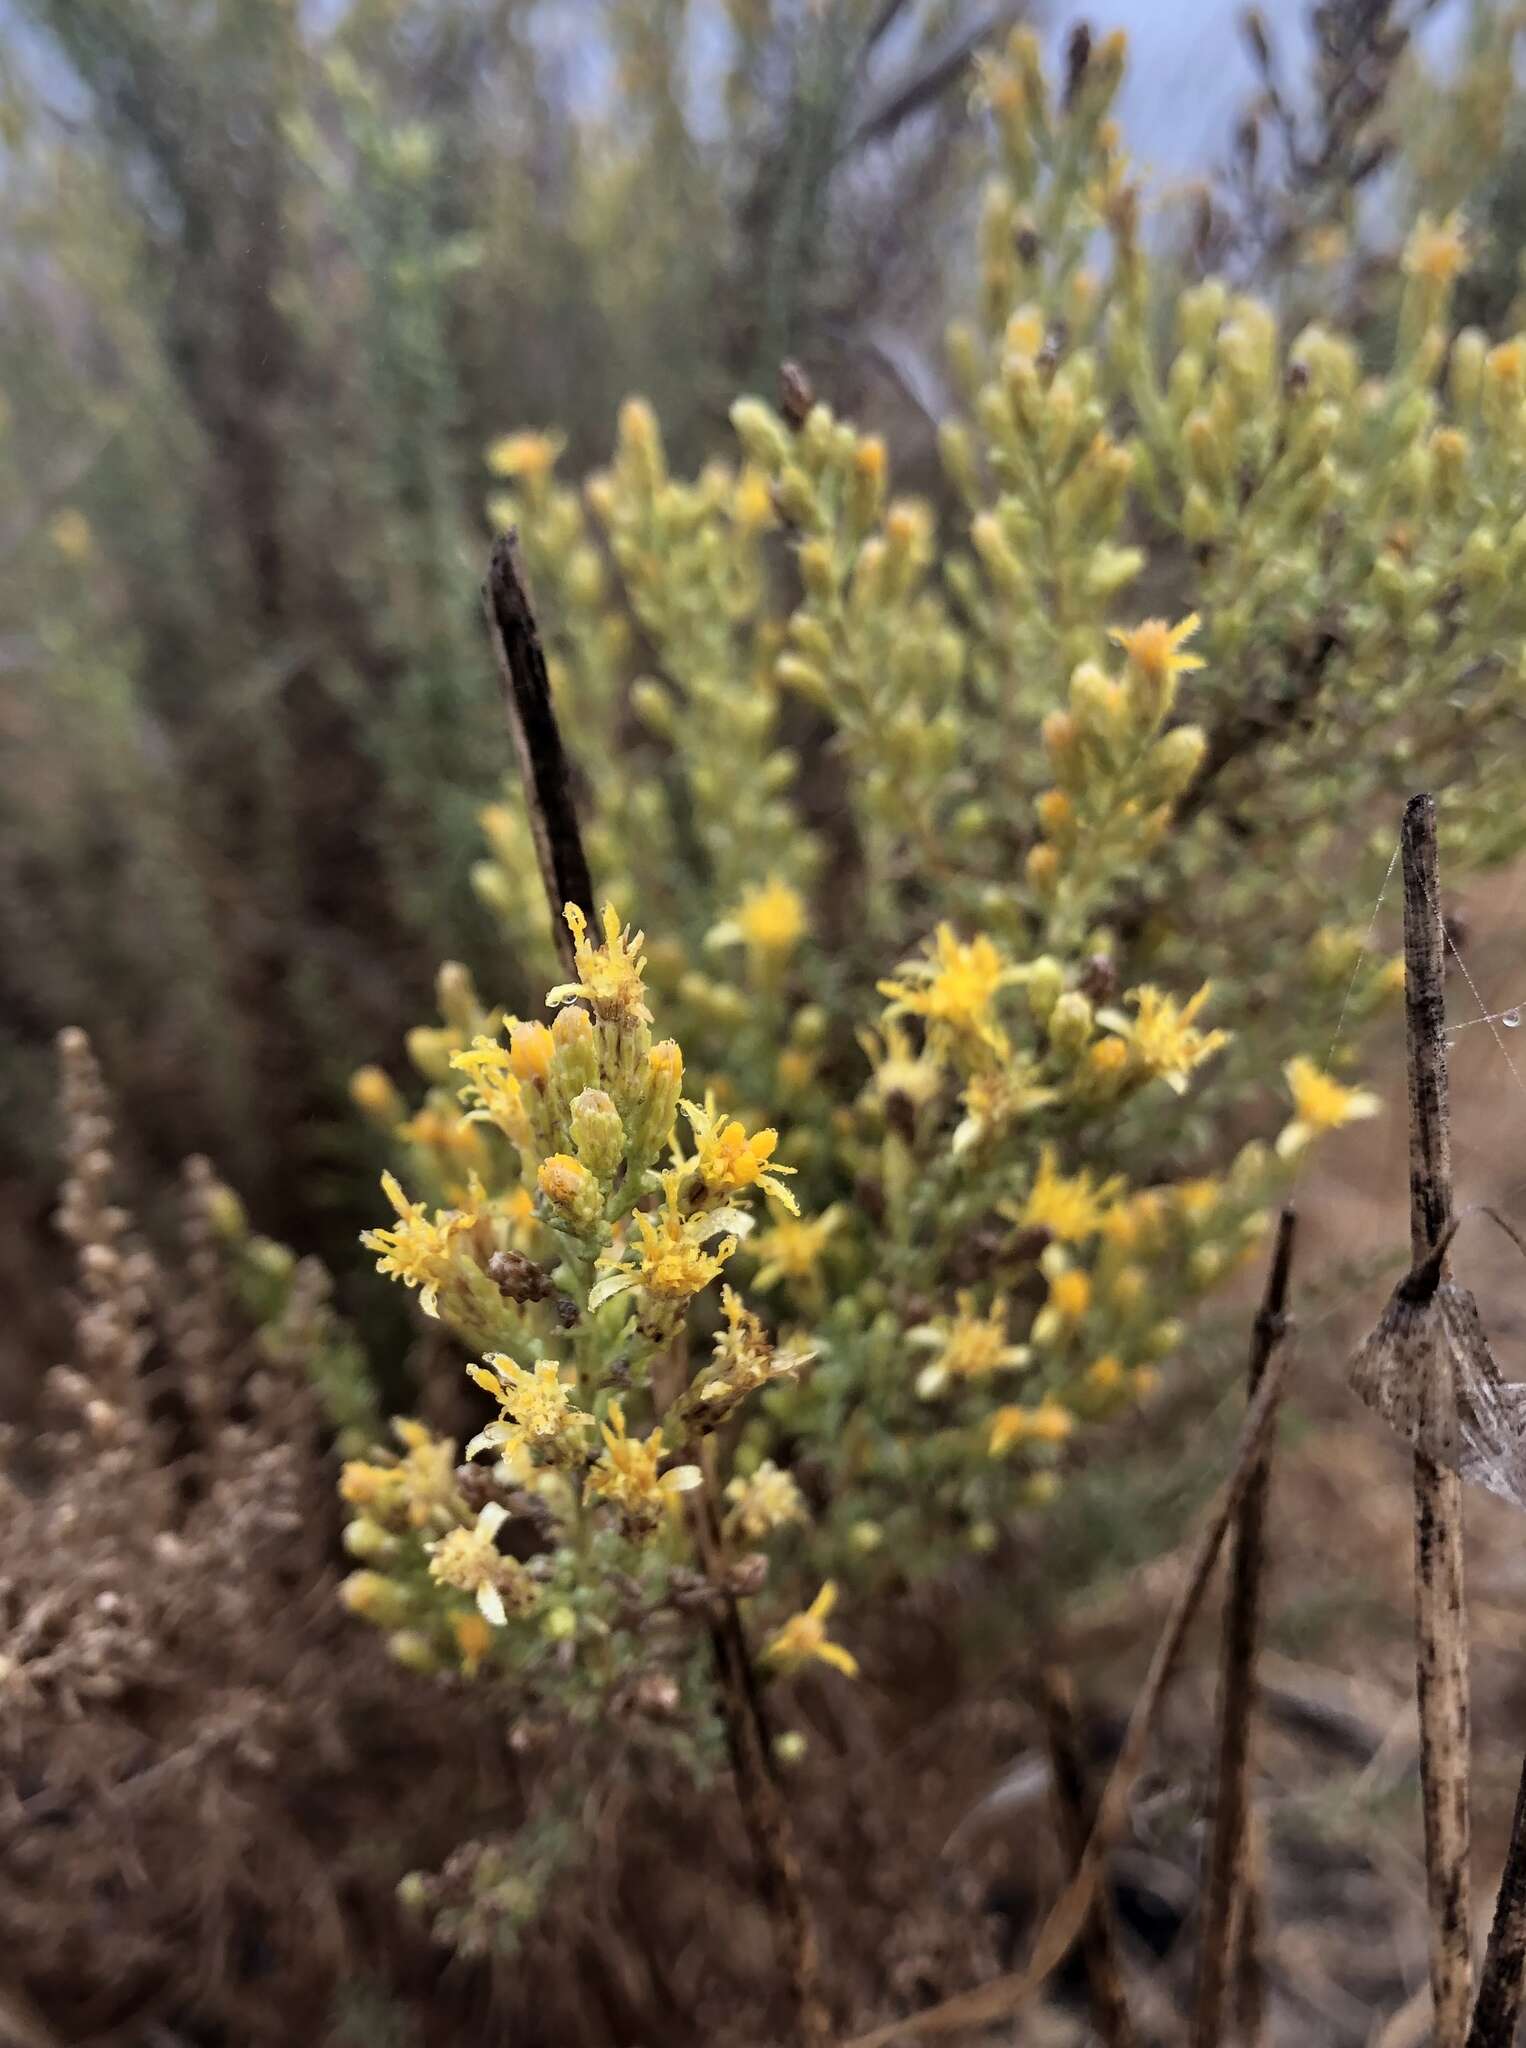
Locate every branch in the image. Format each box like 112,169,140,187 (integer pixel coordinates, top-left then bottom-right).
482,531,596,978
1401,791,1472,2048
1191,1203,1297,2048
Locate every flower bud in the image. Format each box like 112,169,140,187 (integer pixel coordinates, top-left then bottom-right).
775,465,818,527
341,1571,412,1627
350,1065,403,1129
538,1153,603,1233
617,396,666,495
797,537,836,603
1036,786,1074,845
1450,327,1487,411
1145,724,1207,798
1048,990,1094,1055
1026,843,1060,893
387,1630,440,1674
848,436,887,534
343,1517,400,1563
406,1025,456,1084
436,960,479,1033
630,676,676,735
550,1005,599,1099
570,1088,625,1180
730,396,792,470
509,1020,554,1088
627,1038,684,1164
1068,660,1124,740
938,420,980,504
1025,955,1065,1024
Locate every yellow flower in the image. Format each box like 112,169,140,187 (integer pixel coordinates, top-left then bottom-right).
547,902,653,1026
988,1398,1075,1456
451,1037,535,1150
733,465,778,533
952,1061,1058,1154
588,1172,738,1320
451,1609,494,1676
339,1458,408,1520
725,1459,807,1543
1175,1178,1220,1220
764,1581,858,1678
465,1354,592,1466
1097,982,1228,1095
486,428,565,483
1402,212,1468,286
710,877,807,966
1049,1269,1090,1320
1277,1056,1381,1157
1084,1354,1127,1395
878,924,1015,1054
1018,1145,1121,1243
1109,611,1204,687
751,1203,846,1293
671,1286,811,1439
1005,305,1045,359
360,1171,474,1318
1030,1247,1093,1347
860,1018,944,1116
427,1503,539,1626
680,1093,799,1213
1100,1189,1167,1252
585,1398,701,1540
910,1291,1028,1398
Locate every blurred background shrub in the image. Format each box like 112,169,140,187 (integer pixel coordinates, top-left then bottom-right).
4,0,1526,1391
0,0,1001,1378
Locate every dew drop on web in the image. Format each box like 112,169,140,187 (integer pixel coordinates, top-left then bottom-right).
1504,1009,1522,1030
1443,1037,1456,1054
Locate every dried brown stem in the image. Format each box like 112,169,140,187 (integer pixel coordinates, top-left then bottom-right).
1401,791,1472,2048
841,1289,1298,2048
1191,1202,1297,2048
1038,1666,1138,2048
689,1479,832,2048
482,531,596,978
1466,1756,1526,2046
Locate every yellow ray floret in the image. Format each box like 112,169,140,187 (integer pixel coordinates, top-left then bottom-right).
584,1398,700,1539
764,1581,858,1678
360,1171,474,1318
1276,1056,1381,1157
1096,982,1228,1095
546,902,653,1025
464,1353,592,1466
681,1092,799,1213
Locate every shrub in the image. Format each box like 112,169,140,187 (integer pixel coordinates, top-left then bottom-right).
338,19,1526,1965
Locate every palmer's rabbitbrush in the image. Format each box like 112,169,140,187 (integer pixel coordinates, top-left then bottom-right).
272,21,1526,1958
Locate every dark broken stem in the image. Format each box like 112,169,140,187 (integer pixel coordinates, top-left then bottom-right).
1466,1756,1526,2046
1231,1816,1268,2048
483,531,596,979
1401,791,1472,2048
1191,1203,1297,2048
1039,1666,1139,2048
484,549,827,2044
